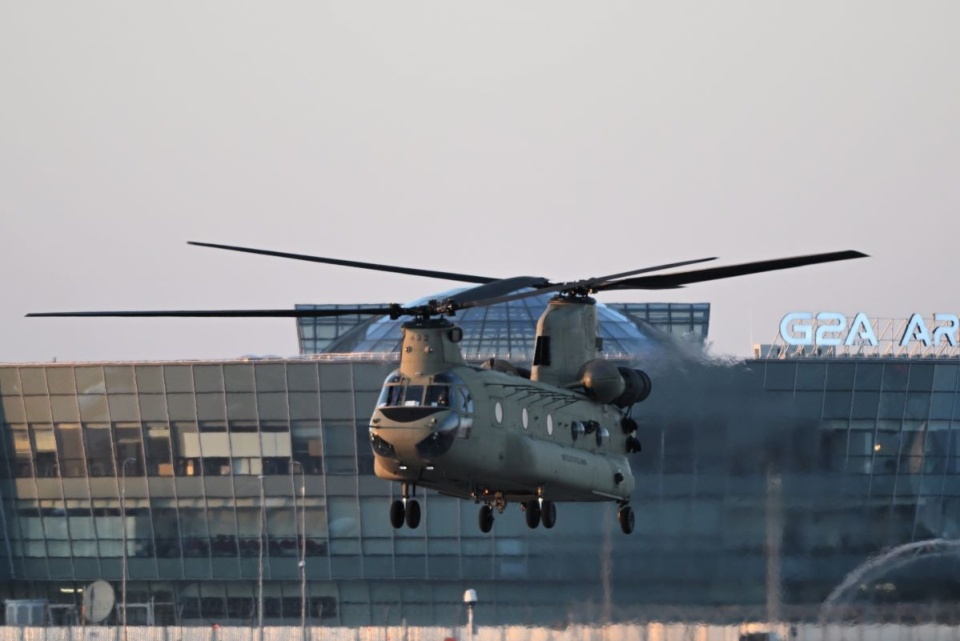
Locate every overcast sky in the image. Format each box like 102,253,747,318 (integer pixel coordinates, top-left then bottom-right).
2,2,958,363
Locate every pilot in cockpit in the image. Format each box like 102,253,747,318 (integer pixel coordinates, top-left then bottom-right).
426,385,450,408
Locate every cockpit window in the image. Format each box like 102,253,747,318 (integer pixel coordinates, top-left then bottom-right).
377,383,425,407
377,384,404,407
403,385,424,406
377,371,405,407
377,371,473,411
425,385,450,407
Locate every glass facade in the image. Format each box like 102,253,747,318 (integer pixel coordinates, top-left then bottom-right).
296,295,707,359
295,305,389,355
607,302,710,344
2,354,960,626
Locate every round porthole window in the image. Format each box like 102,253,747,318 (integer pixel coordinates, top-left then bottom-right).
547,414,554,435
495,402,503,424
522,407,529,429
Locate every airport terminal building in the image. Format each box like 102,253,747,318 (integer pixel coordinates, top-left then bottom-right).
1,296,959,626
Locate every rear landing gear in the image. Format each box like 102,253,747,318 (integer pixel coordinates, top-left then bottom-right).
618,504,635,534
389,484,421,530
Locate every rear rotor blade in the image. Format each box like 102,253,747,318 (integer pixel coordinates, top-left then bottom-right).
188,241,496,284
27,307,398,319
453,257,719,310
598,250,868,290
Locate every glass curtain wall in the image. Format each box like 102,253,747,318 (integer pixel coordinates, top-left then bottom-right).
2,357,960,625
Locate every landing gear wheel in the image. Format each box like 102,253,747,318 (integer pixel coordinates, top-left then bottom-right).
389,500,405,529
524,500,541,529
405,499,421,529
478,504,494,533
541,500,557,529
618,505,635,534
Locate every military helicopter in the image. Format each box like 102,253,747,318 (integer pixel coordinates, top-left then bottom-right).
29,242,867,534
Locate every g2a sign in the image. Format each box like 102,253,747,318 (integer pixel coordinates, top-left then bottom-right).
779,312,960,348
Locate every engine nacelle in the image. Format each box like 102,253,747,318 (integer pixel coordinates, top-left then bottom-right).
613,367,652,408
577,359,626,404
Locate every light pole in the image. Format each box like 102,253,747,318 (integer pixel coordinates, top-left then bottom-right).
258,474,265,641
463,589,477,641
292,461,307,641
120,456,136,641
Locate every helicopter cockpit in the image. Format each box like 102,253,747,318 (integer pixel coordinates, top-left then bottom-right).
377,371,474,415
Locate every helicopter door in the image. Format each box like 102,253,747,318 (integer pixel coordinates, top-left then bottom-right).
454,386,474,438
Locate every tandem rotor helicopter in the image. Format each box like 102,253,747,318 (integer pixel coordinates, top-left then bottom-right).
29,242,867,534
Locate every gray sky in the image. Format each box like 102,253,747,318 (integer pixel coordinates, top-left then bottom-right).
2,2,958,363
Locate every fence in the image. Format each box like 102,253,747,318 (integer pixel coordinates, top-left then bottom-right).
4,624,960,641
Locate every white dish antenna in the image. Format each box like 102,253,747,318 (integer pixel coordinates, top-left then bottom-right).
83,580,115,623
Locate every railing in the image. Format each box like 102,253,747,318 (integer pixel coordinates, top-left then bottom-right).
4,623,960,641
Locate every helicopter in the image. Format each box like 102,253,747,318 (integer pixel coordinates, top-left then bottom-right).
29,242,867,534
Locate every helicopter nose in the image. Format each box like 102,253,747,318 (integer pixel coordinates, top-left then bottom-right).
370,408,458,461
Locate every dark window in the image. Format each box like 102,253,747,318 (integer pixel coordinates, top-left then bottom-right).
533,336,551,366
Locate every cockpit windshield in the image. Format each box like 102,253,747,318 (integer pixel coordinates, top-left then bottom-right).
376,371,472,414
377,383,422,407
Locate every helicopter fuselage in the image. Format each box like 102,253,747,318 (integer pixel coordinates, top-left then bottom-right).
367,313,636,509
370,362,634,504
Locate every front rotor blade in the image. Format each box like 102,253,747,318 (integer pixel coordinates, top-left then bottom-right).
27,307,398,319
598,250,868,290
188,241,496,284
445,276,551,306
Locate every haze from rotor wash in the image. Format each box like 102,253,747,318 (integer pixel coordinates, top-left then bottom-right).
628,330,953,556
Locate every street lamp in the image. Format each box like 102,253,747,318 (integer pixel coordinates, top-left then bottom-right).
120,456,136,641
463,589,478,641
292,461,307,641
258,474,265,641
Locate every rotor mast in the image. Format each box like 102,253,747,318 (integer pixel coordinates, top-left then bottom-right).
398,318,465,379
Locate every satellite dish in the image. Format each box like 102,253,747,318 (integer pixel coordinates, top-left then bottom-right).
83,580,115,623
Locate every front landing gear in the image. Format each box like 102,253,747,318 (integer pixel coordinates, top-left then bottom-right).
618,504,635,534
389,500,405,529
524,500,541,528
541,500,557,529
405,499,421,528
389,484,421,530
